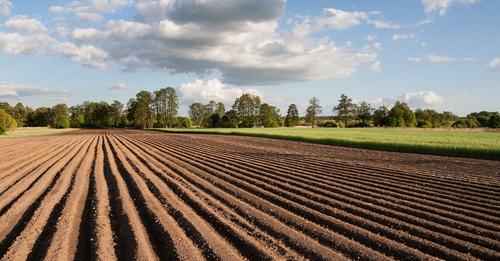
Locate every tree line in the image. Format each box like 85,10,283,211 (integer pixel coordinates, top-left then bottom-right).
1,91,499,134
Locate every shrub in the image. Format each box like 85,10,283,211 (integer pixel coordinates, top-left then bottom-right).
0,109,17,134
488,114,500,128
52,115,71,129
176,117,192,129
452,118,480,128
321,121,338,128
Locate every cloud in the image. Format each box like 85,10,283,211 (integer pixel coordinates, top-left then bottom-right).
109,82,128,90
365,35,378,42
0,0,12,16
0,32,55,54
408,57,422,63
488,57,500,71
5,16,48,33
367,20,401,29
380,91,444,108
392,33,416,42
0,82,70,100
319,8,368,30
422,0,480,16
49,0,132,22
370,60,382,72
55,42,108,69
67,2,377,85
179,79,261,103
427,53,457,63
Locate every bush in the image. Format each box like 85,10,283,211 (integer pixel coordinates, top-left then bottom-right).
175,117,192,129
321,121,338,128
0,109,17,134
488,114,500,128
452,118,480,128
52,116,71,129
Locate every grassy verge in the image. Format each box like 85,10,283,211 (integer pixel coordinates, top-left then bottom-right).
153,128,500,161
0,127,77,139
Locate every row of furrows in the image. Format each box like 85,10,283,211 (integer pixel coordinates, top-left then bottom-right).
138,134,500,234
124,133,496,254
133,134,500,254
1,130,498,261
183,134,500,184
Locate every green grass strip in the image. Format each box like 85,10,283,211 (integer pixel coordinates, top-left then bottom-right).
152,128,500,161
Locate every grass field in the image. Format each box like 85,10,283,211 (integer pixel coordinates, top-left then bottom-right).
0,127,76,139
154,128,500,160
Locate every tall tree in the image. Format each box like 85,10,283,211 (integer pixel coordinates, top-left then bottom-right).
189,102,207,127
129,91,155,129
333,94,357,127
259,103,281,128
69,105,85,128
216,102,225,117
356,101,373,127
373,105,390,127
110,100,125,127
305,97,322,128
284,104,300,127
51,104,70,129
388,101,417,127
12,103,28,127
232,93,261,128
165,87,179,128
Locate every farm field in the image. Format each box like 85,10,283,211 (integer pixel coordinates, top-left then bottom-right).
156,127,500,160
0,129,499,260
0,127,76,139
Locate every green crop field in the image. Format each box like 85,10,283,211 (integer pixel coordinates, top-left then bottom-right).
154,128,500,160
0,127,76,139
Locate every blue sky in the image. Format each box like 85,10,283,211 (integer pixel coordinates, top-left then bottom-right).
0,0,499,116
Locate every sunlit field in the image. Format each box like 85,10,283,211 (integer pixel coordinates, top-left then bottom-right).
0,127,76,139
155,128,500,160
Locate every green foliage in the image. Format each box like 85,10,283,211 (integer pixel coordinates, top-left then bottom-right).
489,114,500,128
232,93,261,128
333,94,356,127
259,103,281,128
50,104,70,129
356,101,373,127
53,115,71,129
27,107,52,127
321,121,338,128
452,118,480,128
305,97,322,128
284,104,300,127
388,101,417,127
128,91,155,129
0,109,17,134
189,102,206,126
175,117,192,128
373,106,390,127
155,128,500,160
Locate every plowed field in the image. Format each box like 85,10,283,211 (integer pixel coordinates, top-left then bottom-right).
0,130,499,260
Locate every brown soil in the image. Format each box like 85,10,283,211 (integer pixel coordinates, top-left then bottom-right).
0,129,498,261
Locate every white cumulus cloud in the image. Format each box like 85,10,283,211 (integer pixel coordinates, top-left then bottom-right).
408,57,422,63
0,82,70,100
0,0,12,16
380,91,445,108
392,33,417,42
488,57,500,71
180,79,261,104
5,15,48,33
422,0,480,16
370,60,382,72
427,53,457,63
109,82,128,90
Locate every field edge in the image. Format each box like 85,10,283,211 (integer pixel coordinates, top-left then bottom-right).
151,128,500,161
